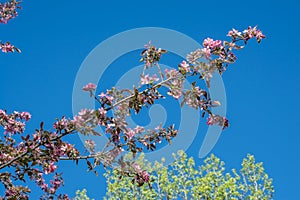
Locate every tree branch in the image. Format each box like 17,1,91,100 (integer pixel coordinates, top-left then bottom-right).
0,130,74,170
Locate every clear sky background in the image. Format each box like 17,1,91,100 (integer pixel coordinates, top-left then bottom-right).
1,0,299,199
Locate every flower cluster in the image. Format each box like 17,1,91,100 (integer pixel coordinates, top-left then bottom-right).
82,83,97,97
178,60,191,74
0,110,31,134
182,85,208,109
1,24,265,199
207,114,229,130
132,163,150,186
98,90,114,105
0,42,13,52
0,110,81,199
140,74,159,85
140,42,167,67
0,0,20,24
0,1,21,54
203,38,222,50
227,26,266,43
114,161,150,188
53,116,74,132
73,109,100,135
185,26,265,89
84,139,96,153
164,68,184,99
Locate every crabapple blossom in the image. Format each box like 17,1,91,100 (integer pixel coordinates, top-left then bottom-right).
201,48,211,59
0,0,19,24
131,163,150,184
125,128,136,140
227,28,242,38
98,91,114,104
44,162,57,175
207,114,229,130
179,60,191,73
98,107,107,116
140,74,159,85
0,109,30,134
82,83,97,97
84,140,96,153
163,68,184,99
0,42,14,52
187,48,201,64
228,26,266,43
0,1,21,55
1,20,265,199
82,83,97,91
203,37,222,50
134,125,144,134
140,42,167,67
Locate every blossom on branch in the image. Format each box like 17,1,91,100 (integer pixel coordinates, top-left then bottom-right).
0,0,20,24
0,25,266,199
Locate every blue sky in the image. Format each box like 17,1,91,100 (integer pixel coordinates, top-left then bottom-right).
1,0,299,199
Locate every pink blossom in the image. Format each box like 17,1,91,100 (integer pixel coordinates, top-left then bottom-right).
203,38,214,47
179,60,191,72
140,74,159,85
227,28,242,38
201,48,211,59
50,180,61,189
141,171,150,182
0,109,6,118
211,40,222,49
49,187,56,194
4,121,25,134
207,115,229,130
53,117,68,130
133,163,141,172
134,125,144,134
49,163,57,172
82,83,97,91
98,92,106,97
98,107,107,116
1,42,14,53
152,74,159,80
0,1,19,24
78,109,95,120
125,128,136,140
106,95,114,102
44,162,57,174
241,26,266,43
171,92,182,100
98,92,114,103
255,30,266,42
164,68,179,78
20,112,31,121
40,183,48,190
141,74,150,85
203,37,222,50
243,26,256,39
84,140,96,152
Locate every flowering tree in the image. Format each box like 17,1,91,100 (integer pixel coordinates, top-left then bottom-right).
103,151,274,200
0,0,20,52
0,0,266,199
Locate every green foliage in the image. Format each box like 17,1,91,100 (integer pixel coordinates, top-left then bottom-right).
75,189,94,200
104,151,274,200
